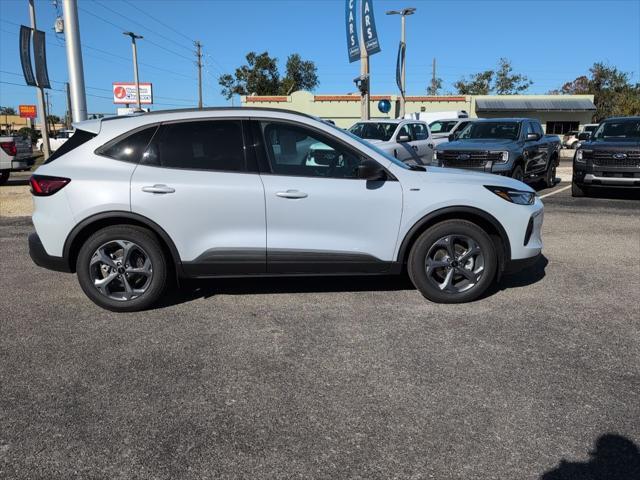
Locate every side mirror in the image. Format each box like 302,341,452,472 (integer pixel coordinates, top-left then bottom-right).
448,133,456,142
526,132,541,141
397,134,411,143
357,159,386,181
577,132,591,141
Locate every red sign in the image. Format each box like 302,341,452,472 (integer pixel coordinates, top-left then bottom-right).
19,105,37,118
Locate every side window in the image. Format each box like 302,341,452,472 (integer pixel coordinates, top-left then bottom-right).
150,120,245,171
411,123,429,140
533,122,544,137
429,121,443,133
99,126,158,164
525,122,535,137
397,124,413,141
454,121,469,133
260,122,362,179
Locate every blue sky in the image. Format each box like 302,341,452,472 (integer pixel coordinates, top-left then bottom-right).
1,0,639,116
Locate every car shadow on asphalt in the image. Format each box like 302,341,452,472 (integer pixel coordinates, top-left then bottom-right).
158,255,548,308
583,188,640,200
540,434,640,480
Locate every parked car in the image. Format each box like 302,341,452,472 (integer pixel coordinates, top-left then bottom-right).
0,134,35,185
405,110,469,124
28,108,544,311
429,118,474,147
36,129,75,152
562,130,581,149
434,118,561,188
572,116,640,197
348,119,434,164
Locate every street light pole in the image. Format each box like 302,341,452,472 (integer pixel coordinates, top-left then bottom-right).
123,32,143,111
27,0,50,159
62,0,88,122
387,7,416,119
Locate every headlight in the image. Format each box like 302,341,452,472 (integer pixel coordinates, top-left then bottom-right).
490,150,509,164
485,185,535,205
575,149,590,163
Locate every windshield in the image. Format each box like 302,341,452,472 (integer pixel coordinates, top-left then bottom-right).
348,122,397,142
328,123,409,170
592,119,640,142
458,121,521,140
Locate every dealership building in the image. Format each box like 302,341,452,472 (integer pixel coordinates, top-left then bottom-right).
242,91,597,134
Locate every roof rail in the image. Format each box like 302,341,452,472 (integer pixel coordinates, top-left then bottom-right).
100,106,318,123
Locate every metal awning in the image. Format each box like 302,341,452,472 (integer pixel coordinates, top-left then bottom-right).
475,98,596,112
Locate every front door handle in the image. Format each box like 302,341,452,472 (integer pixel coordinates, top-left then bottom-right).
427,143,434,149
142,184,175,194
276,189,308,199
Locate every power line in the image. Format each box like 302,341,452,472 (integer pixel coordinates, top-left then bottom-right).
121,0,195,44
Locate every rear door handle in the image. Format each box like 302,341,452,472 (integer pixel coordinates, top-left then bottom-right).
142,184,175,194
276,189,308,199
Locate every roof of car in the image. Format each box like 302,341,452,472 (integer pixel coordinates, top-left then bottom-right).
472,117,533,123
602,116,640,121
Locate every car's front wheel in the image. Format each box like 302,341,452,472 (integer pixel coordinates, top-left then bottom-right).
571,182,587,197
76,225,168,312
0,171,9,185
408,220,498,303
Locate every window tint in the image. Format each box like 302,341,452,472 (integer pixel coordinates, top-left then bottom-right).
44,129,96,164
261,122,362,179
151,120,245,171
99,126,158,163
411,123,429,140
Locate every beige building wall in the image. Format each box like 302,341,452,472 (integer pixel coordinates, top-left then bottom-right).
242,91,596,132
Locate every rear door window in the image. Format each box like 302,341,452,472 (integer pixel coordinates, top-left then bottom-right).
98,126,158,163
44,129,96,164
145,120,246,172
410,123,429,140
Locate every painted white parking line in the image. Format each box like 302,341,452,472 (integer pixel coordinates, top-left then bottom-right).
540,184,572,199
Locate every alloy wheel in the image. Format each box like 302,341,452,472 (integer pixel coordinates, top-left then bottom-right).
424,235,485,294
89,240,153,301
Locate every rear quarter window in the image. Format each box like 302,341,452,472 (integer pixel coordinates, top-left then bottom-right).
96,126,158,164
44,129,97,164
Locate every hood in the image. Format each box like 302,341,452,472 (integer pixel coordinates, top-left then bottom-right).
437,138,517,150
416,166,534,192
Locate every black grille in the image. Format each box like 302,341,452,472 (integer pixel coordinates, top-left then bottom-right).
440,151,502,169
591,150,640,168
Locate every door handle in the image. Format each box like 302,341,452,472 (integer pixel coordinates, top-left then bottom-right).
276,189,308,199
427,143,434,149
142,184,175,194
412,145,419,151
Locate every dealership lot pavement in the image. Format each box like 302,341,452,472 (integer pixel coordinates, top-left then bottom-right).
1,185,639,479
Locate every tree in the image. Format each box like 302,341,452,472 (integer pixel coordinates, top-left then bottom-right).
0,106,16,115
552,63,640,121
494,58,532,94
219,51,318,100
453,58,532,95
427,77,443,96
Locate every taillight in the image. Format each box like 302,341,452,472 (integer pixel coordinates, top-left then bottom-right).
30,175,71,196
0,141,17,156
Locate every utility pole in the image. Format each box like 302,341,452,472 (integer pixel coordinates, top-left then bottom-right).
62,0,88,122
195,41,203,109
28,0,50,159
123,31,143,111
387,7,416,118
359,1,370,120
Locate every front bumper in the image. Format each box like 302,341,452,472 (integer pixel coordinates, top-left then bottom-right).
28,232,71,272
574,163,640,187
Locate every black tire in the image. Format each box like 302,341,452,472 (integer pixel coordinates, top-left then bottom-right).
572,182,587,197
0,171,9,185
543,159,557,189
511,164,524,182
407,220,498,304
76,225,168,312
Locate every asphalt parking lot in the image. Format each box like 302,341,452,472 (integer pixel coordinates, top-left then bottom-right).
1,182,639,479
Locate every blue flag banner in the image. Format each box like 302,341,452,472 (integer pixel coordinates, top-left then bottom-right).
345,0,360,63
361,0,381,56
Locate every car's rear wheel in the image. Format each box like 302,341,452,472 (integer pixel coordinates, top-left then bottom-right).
571,182,587,197
76,225,167,312
408,220,497,303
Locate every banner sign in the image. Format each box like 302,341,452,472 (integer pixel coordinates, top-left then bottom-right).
345,0,360,63
19,26,36,87
19,105,37,118
396,41,405,96
113,83,153,104
361,0,381,56
32,29,51,89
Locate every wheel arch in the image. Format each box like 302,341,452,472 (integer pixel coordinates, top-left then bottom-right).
397,206,511,274
63,211,183,277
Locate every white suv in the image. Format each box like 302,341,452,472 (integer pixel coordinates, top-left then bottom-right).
28,108,544,312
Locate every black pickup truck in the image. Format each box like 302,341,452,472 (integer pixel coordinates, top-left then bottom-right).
434,118,561,188
572,116,640,197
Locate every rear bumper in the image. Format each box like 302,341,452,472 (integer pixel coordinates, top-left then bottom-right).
28,232,71,273
11,156,36,171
